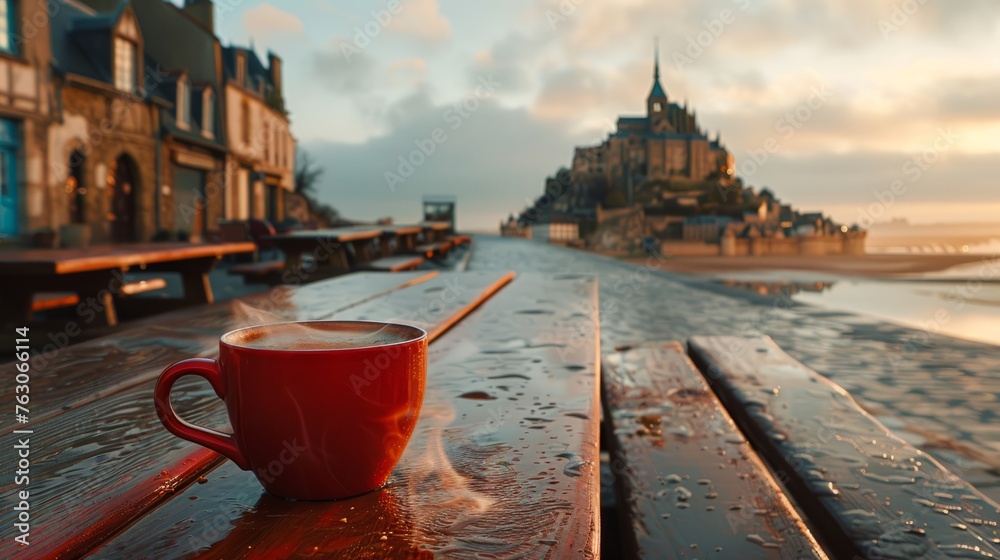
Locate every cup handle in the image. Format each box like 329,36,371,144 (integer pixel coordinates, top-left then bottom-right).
154,358,250,470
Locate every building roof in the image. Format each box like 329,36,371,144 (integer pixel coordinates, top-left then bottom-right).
612,130,711,142
649,79,667,100
57,0,229,149
50,0,126,84
222,46,284,113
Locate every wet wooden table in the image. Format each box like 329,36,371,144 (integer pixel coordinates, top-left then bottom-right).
419,221,451,243
377,225,423,257
1,270,600,559
266,227,383,277
0,242,256,326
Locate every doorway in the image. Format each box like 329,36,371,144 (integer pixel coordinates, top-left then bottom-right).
110,154,138,243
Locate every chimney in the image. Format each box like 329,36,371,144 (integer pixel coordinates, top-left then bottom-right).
184,0,214,34
268,52,282,96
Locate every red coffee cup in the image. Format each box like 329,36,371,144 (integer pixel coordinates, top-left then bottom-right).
154,321,427,500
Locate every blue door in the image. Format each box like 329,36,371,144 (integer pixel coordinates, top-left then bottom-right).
0,119,18,236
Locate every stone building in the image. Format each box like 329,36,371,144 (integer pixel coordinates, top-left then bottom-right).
222,45,295,225
572,48,734,194
0,0,295,245
0,0,57,239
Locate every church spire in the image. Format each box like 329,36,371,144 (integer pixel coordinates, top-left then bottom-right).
648,38,667,102
654,37,660,82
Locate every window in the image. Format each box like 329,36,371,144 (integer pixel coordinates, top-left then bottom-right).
263,120,270,162
114,37,136,92
176,77,190,128
241,100,251,145
0,0,14,54
236,53,246,87
202,89,214,137
653,102,662,112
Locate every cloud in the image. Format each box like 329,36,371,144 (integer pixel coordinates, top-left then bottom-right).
301,93,574,230
387,0,452,42
388,58,428,87
312,39,377,93
243,4,304,41
467,34,541,93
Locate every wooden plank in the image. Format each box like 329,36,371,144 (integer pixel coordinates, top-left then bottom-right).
119,278,168,296
361,255,425,272
688,336,1000,560
0,271,514,559
93,273,600,560
227,260,285,276
0,272,439,433
603,343,826,559
266,227,382,243
31,292,80,312
0,242,256,276
416,241,452,259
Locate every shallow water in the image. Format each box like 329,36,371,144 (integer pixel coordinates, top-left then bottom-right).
715,274,1000,347
793,279,1000,347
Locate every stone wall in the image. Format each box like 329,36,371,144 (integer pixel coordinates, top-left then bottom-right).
661,241,720,256
51,87,158,243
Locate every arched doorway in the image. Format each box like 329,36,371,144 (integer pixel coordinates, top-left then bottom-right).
109,154,138,243
66,150,86,224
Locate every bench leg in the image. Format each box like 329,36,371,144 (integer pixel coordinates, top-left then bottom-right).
72,274,120,327
379,236,393,258
0,289,35,325
349,240,375,266
178,257,219,305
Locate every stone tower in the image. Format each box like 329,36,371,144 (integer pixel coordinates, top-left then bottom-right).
647,39,670,133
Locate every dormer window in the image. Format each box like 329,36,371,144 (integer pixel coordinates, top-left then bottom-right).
202,88,215,138
114,12,141,93
176,76,190,129
114,37,137,92
236,53,247,87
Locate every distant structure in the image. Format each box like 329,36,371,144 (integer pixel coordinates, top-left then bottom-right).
505,42,865,256
423,195,457,231
0,0,296,246
572,42,734,203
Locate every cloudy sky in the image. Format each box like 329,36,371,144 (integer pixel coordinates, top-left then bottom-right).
205,0,1000,230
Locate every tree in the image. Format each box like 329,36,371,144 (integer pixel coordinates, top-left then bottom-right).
295,149,323,195
293,148,340,226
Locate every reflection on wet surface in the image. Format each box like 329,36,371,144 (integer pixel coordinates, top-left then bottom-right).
468,236,1000,502
716,279,835,298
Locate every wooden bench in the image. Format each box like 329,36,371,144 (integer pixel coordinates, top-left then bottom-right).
7,271,602,559
449,234,472,247
228,260,286,284
358,254,425,272
602,342,825,558
415,240,452,260
31,278,169,312
31,292,80,312
689,336,1000,560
